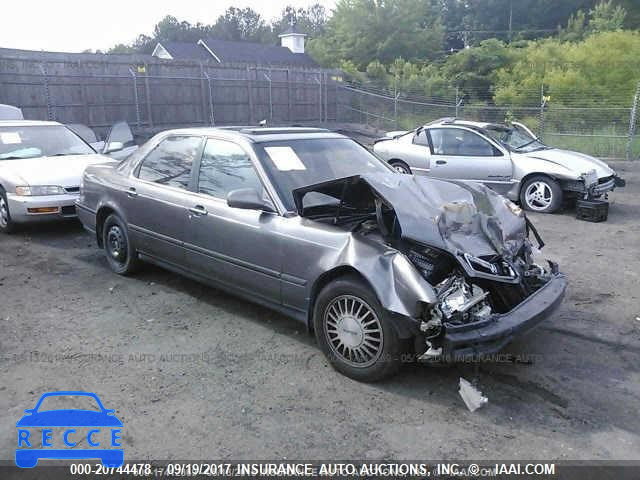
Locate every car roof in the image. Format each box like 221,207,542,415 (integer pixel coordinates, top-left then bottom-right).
157,126,348,143
426,117,507,131
0,120,62,127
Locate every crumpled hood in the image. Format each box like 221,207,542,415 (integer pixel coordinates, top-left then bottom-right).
0,154,113,187
522,148,615,178
294,173,527,259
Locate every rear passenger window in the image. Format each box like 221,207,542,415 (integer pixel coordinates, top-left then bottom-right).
137,136,202,189
197,139,263,199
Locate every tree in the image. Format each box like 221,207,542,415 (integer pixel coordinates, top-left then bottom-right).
588,0,626,33
271,4,328,38
311,0,445,68
212,7,271,42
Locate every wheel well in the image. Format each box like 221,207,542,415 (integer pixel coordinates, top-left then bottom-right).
306,266,375,332
518,172,557,196
95,206,116,248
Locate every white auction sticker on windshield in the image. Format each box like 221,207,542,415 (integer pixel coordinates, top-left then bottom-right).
0,132,22,144
265,146,306,171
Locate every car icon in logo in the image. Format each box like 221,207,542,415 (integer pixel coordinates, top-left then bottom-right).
15,391,123,468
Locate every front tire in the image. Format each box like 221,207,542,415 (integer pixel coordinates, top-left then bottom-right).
0,187,16,234
102,213,140,275
520,175,563,213
313,276,402,382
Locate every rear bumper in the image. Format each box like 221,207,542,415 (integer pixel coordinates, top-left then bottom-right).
441,274,567,361
7,193,79,223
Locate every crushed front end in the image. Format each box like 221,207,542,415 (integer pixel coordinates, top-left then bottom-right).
408,239,566,361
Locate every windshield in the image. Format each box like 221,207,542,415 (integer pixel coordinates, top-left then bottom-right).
255,138,394,211
0,125,95,160
485,125,547,152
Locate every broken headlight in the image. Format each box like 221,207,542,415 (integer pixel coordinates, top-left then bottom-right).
463,253,516,279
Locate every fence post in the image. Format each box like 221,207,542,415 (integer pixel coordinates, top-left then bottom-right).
143,65,153,129
263,72,273,124
455,87,459,118
246,66,254,125
394,92,399,128
128,68,141,128
539,84,546,141
627,81,640,161
203,71,215,126
316,73,322,124
39,64,54,121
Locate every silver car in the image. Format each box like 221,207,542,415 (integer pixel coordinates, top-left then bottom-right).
0,120,119,233
373,118,625,213
77,127,566,381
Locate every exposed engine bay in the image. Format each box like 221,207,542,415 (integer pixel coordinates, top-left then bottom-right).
293,174,563,360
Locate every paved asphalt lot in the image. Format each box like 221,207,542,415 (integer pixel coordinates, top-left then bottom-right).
1,161,639,462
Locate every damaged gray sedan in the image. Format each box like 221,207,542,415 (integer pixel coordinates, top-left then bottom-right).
77,127,566,381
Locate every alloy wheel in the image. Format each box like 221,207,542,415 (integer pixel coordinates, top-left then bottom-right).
324,295,384,368
524,181,553,211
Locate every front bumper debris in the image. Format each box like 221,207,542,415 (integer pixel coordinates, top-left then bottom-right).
440,273,567,361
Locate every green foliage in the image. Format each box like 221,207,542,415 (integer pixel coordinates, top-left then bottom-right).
588,0,627,33
311,0,445,69
494,30,640,107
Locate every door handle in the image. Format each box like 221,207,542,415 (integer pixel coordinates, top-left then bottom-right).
127,187,137,198
435,160,447,165
189,205,208,216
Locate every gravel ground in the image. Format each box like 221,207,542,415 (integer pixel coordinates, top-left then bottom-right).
1,161,639,462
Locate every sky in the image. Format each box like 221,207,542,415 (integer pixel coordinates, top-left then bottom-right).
0,0,337,53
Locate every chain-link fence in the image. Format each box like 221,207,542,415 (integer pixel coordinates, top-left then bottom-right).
337,82,640,160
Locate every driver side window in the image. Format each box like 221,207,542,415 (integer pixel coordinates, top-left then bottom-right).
197,139,264,199
428,128,501,157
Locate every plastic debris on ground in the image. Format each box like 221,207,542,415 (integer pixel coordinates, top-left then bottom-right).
459,377,488,412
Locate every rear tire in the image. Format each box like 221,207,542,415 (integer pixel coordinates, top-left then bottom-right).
102,213,140,275
520,175,563,213
0,187,16,234
313,276,402,382
389,160,412,175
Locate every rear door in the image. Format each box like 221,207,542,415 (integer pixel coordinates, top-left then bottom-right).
126,135,204,267
426,127,513,193
183,137,283,303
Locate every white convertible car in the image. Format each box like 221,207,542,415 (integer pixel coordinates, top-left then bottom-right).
373,118,625,213
0,119,120,233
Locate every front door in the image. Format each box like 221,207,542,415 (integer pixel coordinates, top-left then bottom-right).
183,138,282,304
126,135,203,267
426,127,513,194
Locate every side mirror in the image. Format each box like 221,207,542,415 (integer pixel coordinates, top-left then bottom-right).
104,141,124,154
227,188,275,213
24,409,34,414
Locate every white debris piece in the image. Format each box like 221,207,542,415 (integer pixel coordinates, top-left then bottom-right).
459,377,488,412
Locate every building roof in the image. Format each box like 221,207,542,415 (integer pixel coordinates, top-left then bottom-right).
279,25,307,37
157,41,212,61
199,38,318,67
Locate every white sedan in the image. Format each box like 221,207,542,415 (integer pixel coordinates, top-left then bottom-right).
373,118,625,213
0,120,116,233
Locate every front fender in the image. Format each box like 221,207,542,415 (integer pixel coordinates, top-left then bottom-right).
512,155,581,182
317,235,438,320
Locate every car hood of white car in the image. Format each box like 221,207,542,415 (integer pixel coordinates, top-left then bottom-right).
0,154,115,188
520,148,615,178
